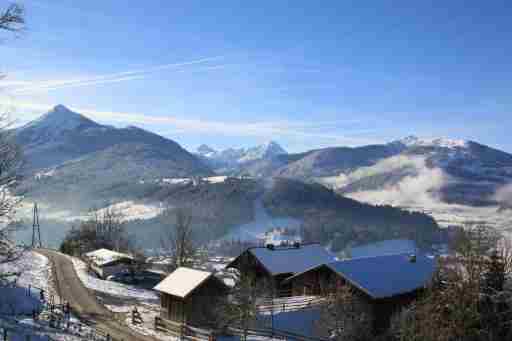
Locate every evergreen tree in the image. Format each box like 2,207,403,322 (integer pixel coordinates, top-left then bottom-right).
484,249,506,293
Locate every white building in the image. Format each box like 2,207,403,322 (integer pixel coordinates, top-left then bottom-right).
84,248,134,279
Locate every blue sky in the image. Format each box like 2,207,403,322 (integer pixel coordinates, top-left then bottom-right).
1,0,512,153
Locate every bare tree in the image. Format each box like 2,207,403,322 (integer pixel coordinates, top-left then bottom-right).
390,225,512,341
0,2,25,285
160,207,196,271
0,3,24,33
217,271,262,341
316,284,373,341
128,248,149,279
59,207,132,256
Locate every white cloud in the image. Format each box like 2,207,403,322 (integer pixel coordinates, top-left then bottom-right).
1,99,381,146
8,56,224,94
494,183,512,205
344,155,450,207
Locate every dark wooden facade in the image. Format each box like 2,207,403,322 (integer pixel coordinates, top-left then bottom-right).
227,249,291,296
291,265,342,296
159,276,228,327
288,265,422,333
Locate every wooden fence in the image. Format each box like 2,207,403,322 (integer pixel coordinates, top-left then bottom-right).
24,284,125,341
227,325,329,341
154,317,215,341
154,315,329,341
0,325,56,341
257,295,325,313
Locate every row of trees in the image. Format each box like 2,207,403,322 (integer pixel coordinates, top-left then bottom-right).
59,206,198,273
389,226,512,341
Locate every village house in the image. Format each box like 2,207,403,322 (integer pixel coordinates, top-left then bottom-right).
226,243,336,296
153,267,228,326
84,248,134,279
285,253,437,332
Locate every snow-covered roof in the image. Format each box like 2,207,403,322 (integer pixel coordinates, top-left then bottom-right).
153,267,212,298
84,248,133,266
349,239,416,259
247,244,336,276
321,253,436,299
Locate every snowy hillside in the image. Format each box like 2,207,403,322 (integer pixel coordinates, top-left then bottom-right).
397,135,468,149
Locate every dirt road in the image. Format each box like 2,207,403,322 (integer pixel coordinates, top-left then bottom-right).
37,249,157,341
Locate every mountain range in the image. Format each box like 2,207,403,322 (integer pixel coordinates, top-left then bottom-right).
12,104,512,250
13,105,512,216
193,136,512,208
195,141,287,173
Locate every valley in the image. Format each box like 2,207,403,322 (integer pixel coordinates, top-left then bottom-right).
9,105,512,255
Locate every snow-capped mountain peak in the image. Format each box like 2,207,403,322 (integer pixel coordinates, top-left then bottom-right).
397,135,468,149
197,144,218,158
24,104,98,132
237,141,287,163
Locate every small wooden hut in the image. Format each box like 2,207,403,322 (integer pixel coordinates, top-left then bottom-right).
153,267,228,326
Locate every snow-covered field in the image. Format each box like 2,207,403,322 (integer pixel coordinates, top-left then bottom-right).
158,175,229,186
0,251,90,340
0,251,51,294
95,201,164,221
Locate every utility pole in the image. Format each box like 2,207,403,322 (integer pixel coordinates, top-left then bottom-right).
31,203,42,248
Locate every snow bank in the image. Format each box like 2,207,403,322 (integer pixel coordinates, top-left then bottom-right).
0,251,51,291
0,251,52,315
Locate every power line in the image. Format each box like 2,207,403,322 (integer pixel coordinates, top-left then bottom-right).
31,202,42,248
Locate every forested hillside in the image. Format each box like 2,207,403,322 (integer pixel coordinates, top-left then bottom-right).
263,178,440,251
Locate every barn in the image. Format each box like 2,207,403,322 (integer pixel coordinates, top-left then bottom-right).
226,243,336,296
285,253,437,332
153,267,228,326
84,248,134,279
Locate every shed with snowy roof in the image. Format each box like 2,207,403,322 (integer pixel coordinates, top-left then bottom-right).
226,243,336,296
153,267,228,325
286,253,437,332
84,248,134,279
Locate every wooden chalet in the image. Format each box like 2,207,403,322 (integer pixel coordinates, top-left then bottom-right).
226,243,336,296
153,267,228,326
285,253,437,333
84,248,134,279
